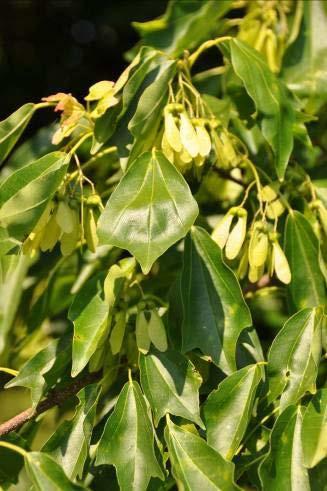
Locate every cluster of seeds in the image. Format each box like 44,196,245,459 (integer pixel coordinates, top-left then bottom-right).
212,205,291,284
135,308,168,354
23,193,101,257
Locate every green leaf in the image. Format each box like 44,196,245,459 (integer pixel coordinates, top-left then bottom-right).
285,211,326,310
25,451,85,490
93,47,159,150
0,255,30,354
97,150,198,274
139,348,203,427
302,389,327,468
132,0,232,57
282,0,327,112
43,384,101,479
259,406,310,491
165,418,241,491
69,277,109,377
0,152,69,241
229,39,294,179
96,380,163,491
0,103,35,163
128,60,177,138
180,227,251,373
203,364,262,459
0,433,27,486
267,308,322,409
5,335,71,407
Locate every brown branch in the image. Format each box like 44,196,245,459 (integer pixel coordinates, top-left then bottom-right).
211,167,245,187
0,371,101,437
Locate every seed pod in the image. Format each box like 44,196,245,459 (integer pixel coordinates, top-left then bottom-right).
249,230,268,268
260,184,278,202
195,124,211,157
238,241,249,279
84,207,98,253
267,199,285,219
56,201,76,234
60,211,80,256
110,310,126,355
33,202,53,233
179,112,199,158
212,210,236,249
248,264,264,284
273,241,291,284
135,311,151,354
161,132,174,163
220,131,237,166
264,29,279,73
194,155,205,168
318,202,327,236
165,111,182,152
178,146,192,164
225,210,247,260
40,214,61,252
147,309,168,352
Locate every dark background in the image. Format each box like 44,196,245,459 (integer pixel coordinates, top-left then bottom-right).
0,0,166,127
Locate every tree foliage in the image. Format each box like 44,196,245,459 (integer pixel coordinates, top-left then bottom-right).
0,0,326,489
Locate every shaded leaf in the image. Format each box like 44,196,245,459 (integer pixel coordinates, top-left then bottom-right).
132,0,232,57
267,308,322,409
285,211,326,310
282,0,327,112
43,384,101,479
128,60,177,138
203,364,262,459
165,418,241,491
69,277,109,377
0,103,35,163
180,227,251,374
0,152,69,241
229,39,294,179
25,451,85,490
259,406,310,491
139,348,203,427
98,150,198,274
6,335,71,407
302,389,327,468
96,380,163,491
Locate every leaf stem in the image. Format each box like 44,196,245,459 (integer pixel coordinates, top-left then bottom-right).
0,440,27,457
0,367,19,377
189,36,232,67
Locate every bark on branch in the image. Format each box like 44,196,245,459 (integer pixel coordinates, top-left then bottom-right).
0,371,101,437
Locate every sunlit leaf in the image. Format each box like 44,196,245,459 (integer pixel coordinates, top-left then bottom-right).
0,103,35,163
203,364,262,459
98,150,198,274
180,227,251,373
96,379,163,491
165,417,241,491
302,389,327,468
139,348,203,427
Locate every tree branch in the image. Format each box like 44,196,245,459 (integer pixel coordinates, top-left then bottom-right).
0,371,101,437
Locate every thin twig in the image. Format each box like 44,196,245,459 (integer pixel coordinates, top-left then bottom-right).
0,371,101,437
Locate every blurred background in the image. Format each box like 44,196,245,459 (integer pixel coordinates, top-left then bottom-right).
0,0,166,130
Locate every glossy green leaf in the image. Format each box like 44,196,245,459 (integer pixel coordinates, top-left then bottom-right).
0,152,69,241
285,211,326,310
259,406,310,491
128,60,177,138
302,389,327,468
229,39,294,179
203,364,262,459
25,451,85,490
0,254,30,354
165,418,241,491
93,47,159,150
139,348,203,427
132,0,232,57
180,227,251,374
69,278,109,377
43,384,100,479
267,308,322,409
6,335,71,407
97,150,198,274
96,380,163,491
282,0,327,112
0,103,35,163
